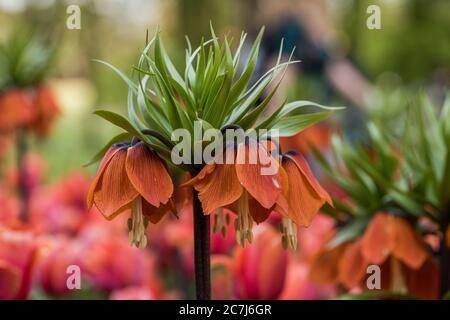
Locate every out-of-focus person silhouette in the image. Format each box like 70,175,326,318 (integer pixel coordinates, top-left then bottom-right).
244,0,373,109
240,0,374,150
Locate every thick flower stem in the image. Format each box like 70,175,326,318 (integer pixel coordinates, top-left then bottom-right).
16,130,29,223
192,188,211,300
439,203,450,298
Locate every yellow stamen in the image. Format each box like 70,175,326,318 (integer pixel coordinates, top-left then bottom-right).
390,257,407,293
235,191,254,247
128,196,148,248
281,218,298,251
213,208,227,239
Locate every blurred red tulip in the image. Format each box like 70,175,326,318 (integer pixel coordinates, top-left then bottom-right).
211,255,234,299
6,153,46,192
211,209,236,255
0,228,39,299
233,224,288,299
29,172,91,235
280,259,336,300
0,260,20,300
110,286,156,300
53,172,91,211
160,205,195,277
297,213,335,259
81,235,162,294
161,204,235,279
0,185,20,225
38,238,84,296
78,208,129,240
278,214,337,299
0,133,12,159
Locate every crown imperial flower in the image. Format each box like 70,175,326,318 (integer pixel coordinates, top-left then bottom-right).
86,27,339,299
87,141,174,247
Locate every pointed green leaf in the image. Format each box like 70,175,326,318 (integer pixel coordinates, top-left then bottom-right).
266,111,334,137
83,132,133,167
93,59,137,93
94,109,141,137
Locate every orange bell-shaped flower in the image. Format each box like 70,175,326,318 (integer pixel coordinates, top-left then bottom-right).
87,141,174,248
0,89,33,132
183,139,284,247
279,151,333,227
361,212,428,269
233,224,288,299
30,85,60,136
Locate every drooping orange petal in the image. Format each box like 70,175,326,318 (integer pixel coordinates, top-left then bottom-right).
224,200,239,215
235,141,281,209
379,258,392,290
338,240,368,289
180,163,216,187
274,165,289,215
142,198,174,224
93,148,138,219
405,257,439,300
87,144,124,208
192,164,243,214
392,216,428,269
0,89,34,130
281,156,326,226
125,142,173,207
361,213,395,265
286,152,332,206
309,241,349,285
175,172,194,208
248,196,272,224
32,85,60,135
